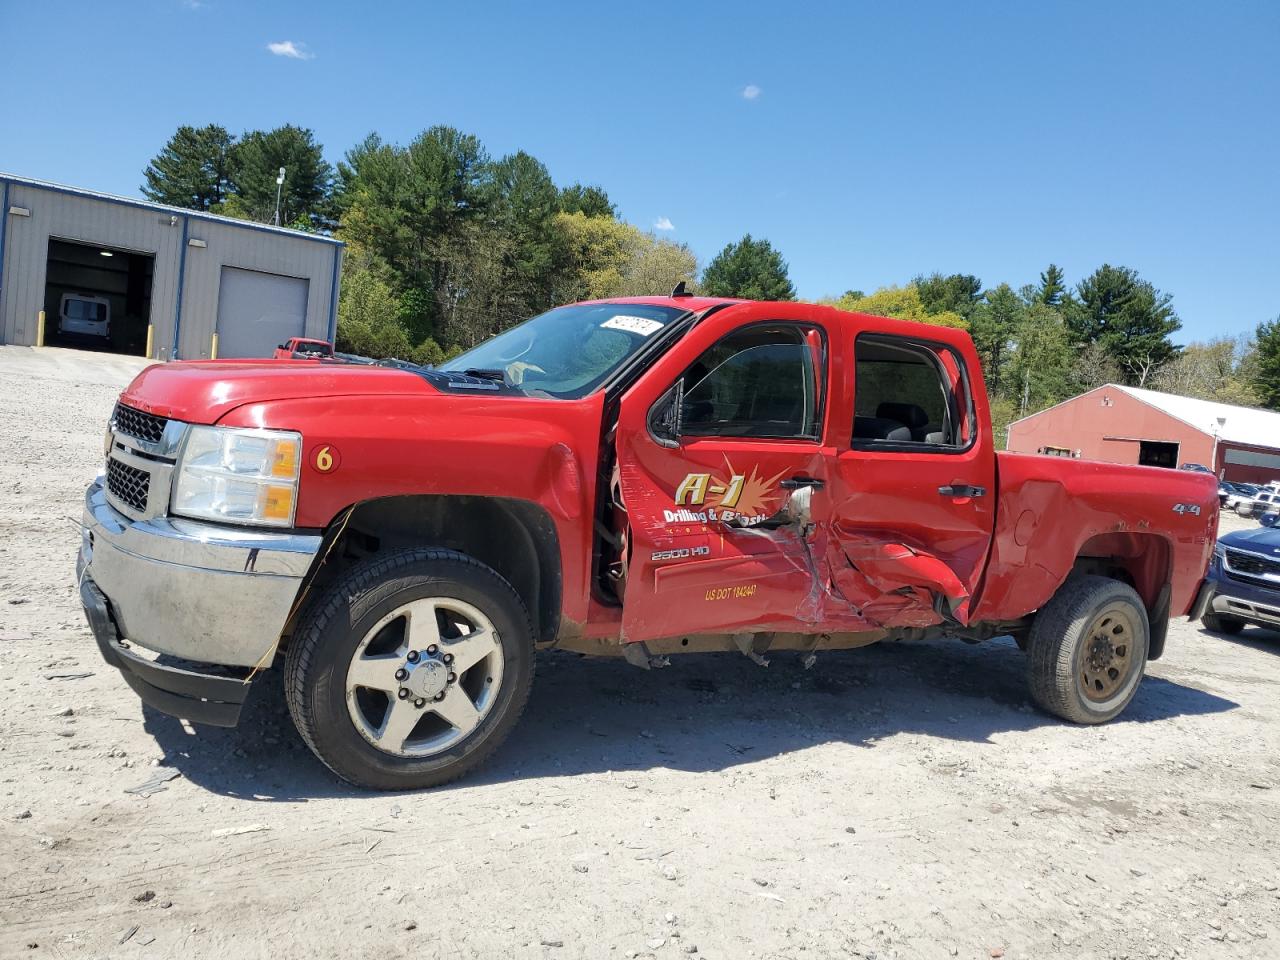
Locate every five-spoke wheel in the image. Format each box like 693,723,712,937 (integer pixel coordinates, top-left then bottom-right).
285,548,534,790
345,598,504,757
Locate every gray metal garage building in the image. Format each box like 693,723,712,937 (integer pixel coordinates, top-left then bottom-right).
0,174,343,359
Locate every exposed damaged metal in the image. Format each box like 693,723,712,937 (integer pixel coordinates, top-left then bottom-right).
732,631,771,666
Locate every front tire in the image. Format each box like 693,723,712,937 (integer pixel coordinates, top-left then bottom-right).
285,548,534,790
1027,575,1149,724
1202,612,1245,635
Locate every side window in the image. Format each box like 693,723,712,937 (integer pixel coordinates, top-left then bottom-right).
677,325,823,440
852,334,973,448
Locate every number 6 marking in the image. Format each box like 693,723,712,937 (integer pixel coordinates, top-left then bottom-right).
312,444,339,473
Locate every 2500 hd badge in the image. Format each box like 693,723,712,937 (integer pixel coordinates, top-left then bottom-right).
651,546,712,561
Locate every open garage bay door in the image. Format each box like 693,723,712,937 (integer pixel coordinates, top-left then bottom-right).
45,238,154,356
216,267,309,359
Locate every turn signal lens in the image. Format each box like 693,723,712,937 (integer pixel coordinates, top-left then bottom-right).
270,440,298,478
260,484,295,522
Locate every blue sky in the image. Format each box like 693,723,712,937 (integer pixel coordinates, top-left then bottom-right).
2,1,1277,342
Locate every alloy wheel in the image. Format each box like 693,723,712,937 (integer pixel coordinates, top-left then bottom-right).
345,597,504,757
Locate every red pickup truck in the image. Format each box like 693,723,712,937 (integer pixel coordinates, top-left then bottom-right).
272,337,336,360
79,293,1218,789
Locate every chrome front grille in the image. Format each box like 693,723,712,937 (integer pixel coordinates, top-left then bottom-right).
1224,547,1280,584
113,403,168,444
106,458,150,513
101,408,183,521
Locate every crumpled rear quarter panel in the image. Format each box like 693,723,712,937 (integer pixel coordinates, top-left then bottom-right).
971,452,1217,622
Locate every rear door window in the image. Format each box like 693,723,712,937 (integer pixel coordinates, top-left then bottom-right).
852,334,973,449
65,298,105,321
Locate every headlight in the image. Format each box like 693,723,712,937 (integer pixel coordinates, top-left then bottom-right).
171,426,301,527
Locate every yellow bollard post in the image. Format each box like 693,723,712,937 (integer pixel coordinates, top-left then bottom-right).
36,310,45,347
210,333,219,360
144,324,154,359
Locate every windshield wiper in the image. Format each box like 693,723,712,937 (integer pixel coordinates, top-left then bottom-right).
460,367,507,382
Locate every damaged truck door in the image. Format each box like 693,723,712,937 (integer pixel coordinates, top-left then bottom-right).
614,303,837,642
827,332,997,629
615,305,999,645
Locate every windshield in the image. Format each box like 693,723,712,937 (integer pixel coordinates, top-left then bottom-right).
437,303,687,399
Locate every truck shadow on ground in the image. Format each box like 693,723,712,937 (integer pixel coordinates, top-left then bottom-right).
1203,623,1280,654
142,635,1237,802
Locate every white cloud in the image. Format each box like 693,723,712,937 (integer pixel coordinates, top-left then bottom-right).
741,84,762,101
267,40,313,60
182,0,204,9
654,216,675,231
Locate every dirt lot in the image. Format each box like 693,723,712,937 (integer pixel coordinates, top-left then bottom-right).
1,344,1278,960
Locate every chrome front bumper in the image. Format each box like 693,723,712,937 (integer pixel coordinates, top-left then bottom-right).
1211,593,1280,627
78,480,320,669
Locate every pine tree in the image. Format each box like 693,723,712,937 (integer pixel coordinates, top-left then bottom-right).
1254,317,1280,410
1036,264,1066,306
141,125,235,210
1067,264,1181,385
228,125,333,228
557,184,615,218
915,273,983,320
701,235,795,300
969,283,1022,395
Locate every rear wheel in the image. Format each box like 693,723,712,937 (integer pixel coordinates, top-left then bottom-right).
1027,575,1149,724
285,548,534,790
1202,612,1245,635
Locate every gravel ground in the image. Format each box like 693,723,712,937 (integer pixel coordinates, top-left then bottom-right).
1,344,1278,960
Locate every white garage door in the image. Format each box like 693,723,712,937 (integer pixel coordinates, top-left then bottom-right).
216,266,309,359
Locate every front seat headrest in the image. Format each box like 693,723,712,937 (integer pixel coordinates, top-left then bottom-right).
876,402,929,429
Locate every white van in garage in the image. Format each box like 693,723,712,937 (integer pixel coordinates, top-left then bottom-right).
58,293,111,340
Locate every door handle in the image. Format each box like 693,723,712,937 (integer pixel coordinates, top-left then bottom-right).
938,484,986,498
781,475,825,490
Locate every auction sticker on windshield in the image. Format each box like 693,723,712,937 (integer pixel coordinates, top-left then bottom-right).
601,315,664,336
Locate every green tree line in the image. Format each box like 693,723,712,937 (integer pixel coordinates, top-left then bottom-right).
142,123,333,229
142,124,1279,420
143,123,698,365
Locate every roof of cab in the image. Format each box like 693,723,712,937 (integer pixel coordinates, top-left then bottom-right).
583,296,977,351
584,295,743,313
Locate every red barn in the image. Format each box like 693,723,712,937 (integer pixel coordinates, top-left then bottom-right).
1006,384,1280,485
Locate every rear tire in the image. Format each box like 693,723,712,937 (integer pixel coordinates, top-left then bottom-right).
1027,575,1149,724
1202,613,1245,635
285,548,534,790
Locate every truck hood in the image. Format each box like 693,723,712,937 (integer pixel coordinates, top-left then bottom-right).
118,360,433,423
1219,526,1280,553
